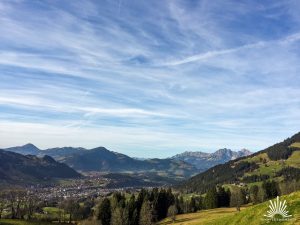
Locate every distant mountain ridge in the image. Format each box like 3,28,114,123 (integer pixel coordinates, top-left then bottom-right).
0,149,81,185
5,143,40,155
4,144,198,178
3,144,252,180
5,144,85,157
171,148,252,171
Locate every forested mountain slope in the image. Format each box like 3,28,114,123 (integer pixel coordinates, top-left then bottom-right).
0,149,81,184
179,132,300,193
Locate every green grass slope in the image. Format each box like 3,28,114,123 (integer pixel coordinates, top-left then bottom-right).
290,142,300,148
158,207,248,225
0,220,55,225
208,191,300,225
159,191,300,225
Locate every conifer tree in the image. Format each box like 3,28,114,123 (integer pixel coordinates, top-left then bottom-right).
204,187,218,209
249,185,259,204
167,205,178,223
230,187,244,211
258,186,267,203
139,200,153,225
97,198,111,225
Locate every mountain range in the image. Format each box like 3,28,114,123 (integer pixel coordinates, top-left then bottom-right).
3,144,252,177
171,148,252,171
0,149,81,185
3,145,197,180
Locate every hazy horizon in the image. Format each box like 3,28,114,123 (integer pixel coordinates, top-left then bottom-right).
1,1,300,158
0,138,284,159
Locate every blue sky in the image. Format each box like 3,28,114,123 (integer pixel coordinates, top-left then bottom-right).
0,0,300,158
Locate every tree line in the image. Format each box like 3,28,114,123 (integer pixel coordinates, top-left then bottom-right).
264,132,300,160
90,178,299,225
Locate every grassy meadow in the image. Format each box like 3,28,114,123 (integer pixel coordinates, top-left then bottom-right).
0,220,56,225
159,191,300,225
158,207,248,225
0,207,70,225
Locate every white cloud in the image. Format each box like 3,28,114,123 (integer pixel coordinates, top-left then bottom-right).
0,0,300,157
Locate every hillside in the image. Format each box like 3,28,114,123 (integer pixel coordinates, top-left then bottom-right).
42,147,86,159
60,147,197,178
0,149,81,185
160,190,300,225
5,144,85,159
171,148,252,171
5,143,40,155
179,132,300,193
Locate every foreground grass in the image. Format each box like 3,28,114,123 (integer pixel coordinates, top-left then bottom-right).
0,220,55,225
286,150,300,168
0,219,71,225
290,142,300,148
209,191,300,225
159,191,300,225
158,207,247,225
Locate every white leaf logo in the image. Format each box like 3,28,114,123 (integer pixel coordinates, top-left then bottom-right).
264,196,292,218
